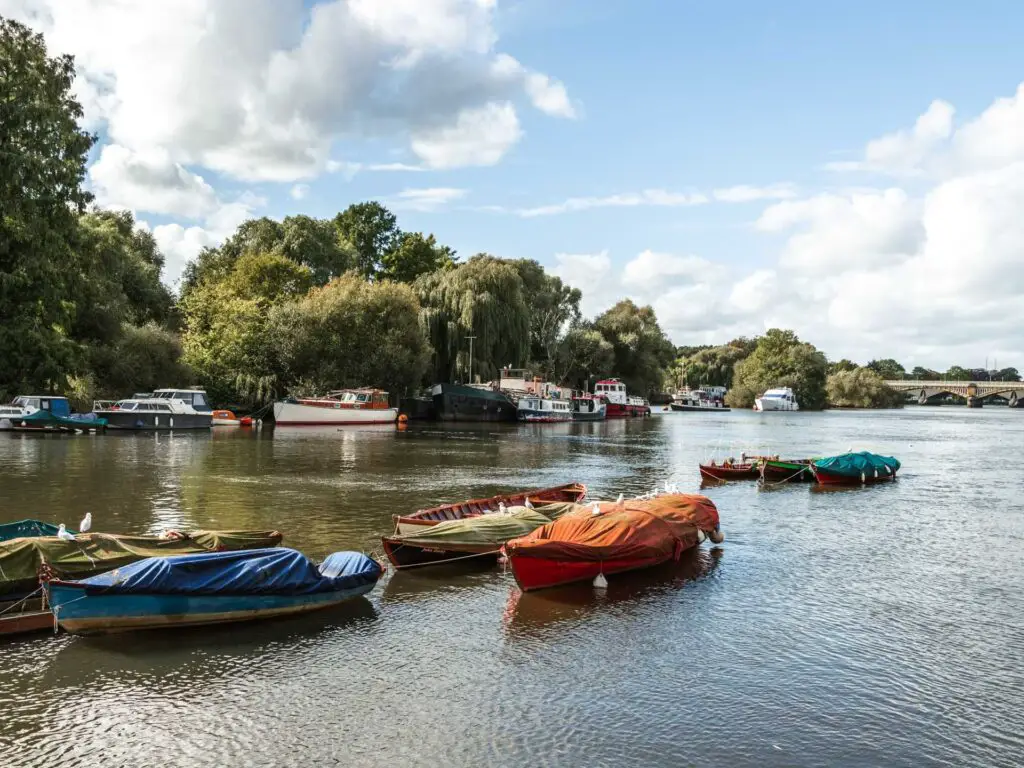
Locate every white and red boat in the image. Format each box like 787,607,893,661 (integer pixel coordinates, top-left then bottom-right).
273,389,397,426
593,379,651,418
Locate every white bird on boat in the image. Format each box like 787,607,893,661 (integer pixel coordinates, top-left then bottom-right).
498,502,508,515
79,512,92,533
591,501,601,516
616,493,624,507
524,497,533,509
57,524,75,541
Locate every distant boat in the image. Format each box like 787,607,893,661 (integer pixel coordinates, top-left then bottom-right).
669,389,731,412
759,458,816,483
95,389,213,430
211,409,256,427
46,548,382,635
754,387,799,411
503,494,723,592
810,451,900,486
517,393,572,422
1,396,106,433
392,482,588,535
274,389,397,425
698,459,760,481
593,379,651,418
570,392,607,421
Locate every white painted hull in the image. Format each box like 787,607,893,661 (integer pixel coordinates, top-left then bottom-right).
211,418,240,426
274,401,398,425
754,398,799,412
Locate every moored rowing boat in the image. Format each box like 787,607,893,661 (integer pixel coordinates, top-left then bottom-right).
699,462,759,481
392,482,587,535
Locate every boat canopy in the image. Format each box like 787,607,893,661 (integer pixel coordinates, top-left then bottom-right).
0,529,283,597
813,451,900,477
75,547,380,596
505,495,720,563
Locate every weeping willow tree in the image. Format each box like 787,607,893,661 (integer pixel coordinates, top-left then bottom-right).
415,255,531,383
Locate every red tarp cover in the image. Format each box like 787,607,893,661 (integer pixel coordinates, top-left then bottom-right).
504,494,719,562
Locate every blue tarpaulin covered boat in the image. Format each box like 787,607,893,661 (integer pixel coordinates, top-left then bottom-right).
46,547,382,635
811,451,900,486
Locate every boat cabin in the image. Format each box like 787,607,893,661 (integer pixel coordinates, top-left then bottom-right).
518,397,571,414
761,388,796,403
300,389,392,409
594,379,628,405
499,368,564,399
8,396,71,417
151,389,213,412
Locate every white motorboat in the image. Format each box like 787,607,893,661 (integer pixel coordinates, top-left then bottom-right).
273,389,398,425
754,387,800,412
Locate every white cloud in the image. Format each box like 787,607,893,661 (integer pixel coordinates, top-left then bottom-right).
516,189,708,218
621,250,723,287
386,187,467,212
290,184,310,201
410,102,522,169
7,0,573,182
712,184,798,202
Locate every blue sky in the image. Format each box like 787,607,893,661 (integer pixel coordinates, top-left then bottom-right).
9,0,1024,366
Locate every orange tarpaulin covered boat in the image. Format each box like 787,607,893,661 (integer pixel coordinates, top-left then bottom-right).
503,494,722,592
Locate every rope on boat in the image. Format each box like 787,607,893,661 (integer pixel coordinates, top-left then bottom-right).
388,545,503,569
758,466,809,488
0,586,43,616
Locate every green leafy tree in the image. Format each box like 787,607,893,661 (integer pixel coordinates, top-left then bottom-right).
280,215,357,285
510,259,582,377
592,300,676,396
271,274,429,397
996,367,1021,382
726,328,829,409
381,232,457,283
829,359,858,374
827,367,904,408
866,358,906,380
945,365,972,380
553,323,615,388
333,202,400,280
671,342,753,390
911,366,940,380
415,254,530,383
0,18,95,397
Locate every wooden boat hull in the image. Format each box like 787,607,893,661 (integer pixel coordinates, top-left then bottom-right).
810,466,897,486
393,482,587,534
381,538,499,569
699,463,759,481
47,582,375,635
273,401,397,425
505,552,675,592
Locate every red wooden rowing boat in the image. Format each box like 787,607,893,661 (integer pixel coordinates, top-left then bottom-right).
698,462,759,481
503,494,722,592
392,482,587,534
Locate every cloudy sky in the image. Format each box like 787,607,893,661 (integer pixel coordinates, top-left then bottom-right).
5,0,1024,369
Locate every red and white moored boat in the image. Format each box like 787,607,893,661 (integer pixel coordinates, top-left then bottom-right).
593,379,651,418
273,389,397,426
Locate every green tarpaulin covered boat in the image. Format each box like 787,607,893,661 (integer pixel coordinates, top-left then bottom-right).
0,529,283,598
811,451,900,485
0,520,71,543
383,502,586,569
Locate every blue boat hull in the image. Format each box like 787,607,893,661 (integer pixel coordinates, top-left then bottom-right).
47,582,375,635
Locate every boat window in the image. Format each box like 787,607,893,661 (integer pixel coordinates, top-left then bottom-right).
193,392,208,408
153,403,172,412
171,391,193,404
117,402,136,411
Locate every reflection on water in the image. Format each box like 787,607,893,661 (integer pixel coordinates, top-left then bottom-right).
2,410,1023,767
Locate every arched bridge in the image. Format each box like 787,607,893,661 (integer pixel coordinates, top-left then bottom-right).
884,380,1024,407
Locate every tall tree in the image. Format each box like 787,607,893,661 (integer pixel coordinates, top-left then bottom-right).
996,367,1021,382
333,202,400,280
280,215,357,285
592,300,676,396
827,367,904,408
381,232,457,283
553,322,614,389
945,365,972,380
510,259,582,377
866,358,906,380
0,18,94,397
727,328,829,409
415,254,530,383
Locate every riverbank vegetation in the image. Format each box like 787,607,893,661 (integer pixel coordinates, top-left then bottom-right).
2,19,1018,411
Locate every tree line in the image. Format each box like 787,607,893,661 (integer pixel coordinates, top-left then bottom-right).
2,19,1016,412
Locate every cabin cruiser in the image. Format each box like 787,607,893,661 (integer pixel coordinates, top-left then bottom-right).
594,379,651,417
0,396,106,432
95,388,213,430
274,389,398,425
570,392,607,421
669,389,731,412
754,387,800,412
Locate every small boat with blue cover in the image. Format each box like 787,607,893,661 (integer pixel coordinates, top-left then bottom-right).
46,547,382,635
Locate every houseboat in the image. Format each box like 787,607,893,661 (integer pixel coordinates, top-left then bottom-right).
754,387,800,412
95,389,213,430
274,389,398,425
430,382,518,422
518,393,573,422
571,392,607,421
594,379,651,418
669,389,731,412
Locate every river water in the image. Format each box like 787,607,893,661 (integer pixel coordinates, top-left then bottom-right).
1,409,1022,767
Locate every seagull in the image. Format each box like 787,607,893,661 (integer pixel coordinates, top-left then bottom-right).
524,497,533,509
498,502,508,515
591,501,601,516
616,493,625,507
57,524,75,541
79,512,92,533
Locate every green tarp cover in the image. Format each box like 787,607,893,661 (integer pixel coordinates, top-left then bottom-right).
813,451,900,477
0,529,283,597
0,520,68,543
393,508,556,547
